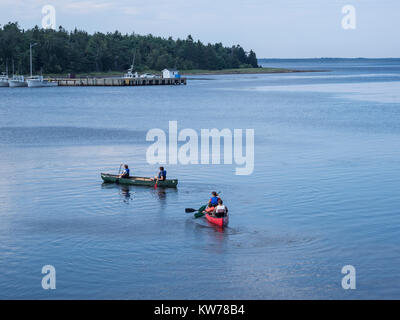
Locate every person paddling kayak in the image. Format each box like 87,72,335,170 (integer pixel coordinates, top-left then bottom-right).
205,198,229,227
205,192,221,213
155,167,167,181
211,199,228,217
152,167,167,189
119,164,130,179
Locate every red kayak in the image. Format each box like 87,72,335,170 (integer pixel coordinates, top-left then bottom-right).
205,213,229,228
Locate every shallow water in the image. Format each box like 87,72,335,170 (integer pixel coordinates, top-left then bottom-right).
0,59,400,299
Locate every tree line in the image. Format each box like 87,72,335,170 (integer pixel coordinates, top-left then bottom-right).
0,22,259,74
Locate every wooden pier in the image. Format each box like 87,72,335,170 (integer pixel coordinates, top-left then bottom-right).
55,77,186,86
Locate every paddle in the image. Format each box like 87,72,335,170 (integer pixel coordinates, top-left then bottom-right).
116,163,123,184
190,205,208,219
194,211,205,218
185,204,207,213
186,190,223,217
193,192,222,218
154,178,158,189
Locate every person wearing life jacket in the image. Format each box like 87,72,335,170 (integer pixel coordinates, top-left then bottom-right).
119,164,130,179
205,192,220,213
212,199,228,218
157,167,167,181
153,167,167,182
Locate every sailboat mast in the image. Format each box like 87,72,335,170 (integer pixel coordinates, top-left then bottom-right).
29,42,37,77
30,43,33,77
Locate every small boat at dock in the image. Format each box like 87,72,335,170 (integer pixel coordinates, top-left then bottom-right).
9,75,27,87
0,73,9,87
124,66,139,79
101,173,178,188
27,76,58,87
26,43,58,88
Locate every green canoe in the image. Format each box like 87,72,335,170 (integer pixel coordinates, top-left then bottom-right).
101,173,178,188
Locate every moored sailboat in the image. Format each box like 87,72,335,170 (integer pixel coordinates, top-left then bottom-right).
27,75,58,87
9,75,27,87
26,42,58,88
0,73,9,87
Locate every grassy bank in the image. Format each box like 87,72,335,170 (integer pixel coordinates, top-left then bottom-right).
44,67,317,78
180,67,304,75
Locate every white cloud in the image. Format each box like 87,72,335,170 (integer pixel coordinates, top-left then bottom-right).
123,7,140,16
65,0,114,11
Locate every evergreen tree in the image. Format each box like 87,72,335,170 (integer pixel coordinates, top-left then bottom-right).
0,22,260,74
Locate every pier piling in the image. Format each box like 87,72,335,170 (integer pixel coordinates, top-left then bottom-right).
55,77,187,86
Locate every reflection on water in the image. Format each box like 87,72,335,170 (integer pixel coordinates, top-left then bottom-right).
156,189,166,199
101,182,173,208
101,183,133,204
120,185,132,202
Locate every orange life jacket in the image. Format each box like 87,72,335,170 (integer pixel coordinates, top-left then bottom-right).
205,207,215,213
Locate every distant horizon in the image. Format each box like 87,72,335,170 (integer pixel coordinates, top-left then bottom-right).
259,57,400,60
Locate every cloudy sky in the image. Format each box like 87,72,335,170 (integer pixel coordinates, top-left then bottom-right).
1,0,399,58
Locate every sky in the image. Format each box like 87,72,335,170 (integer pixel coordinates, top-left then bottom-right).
0,0,399,58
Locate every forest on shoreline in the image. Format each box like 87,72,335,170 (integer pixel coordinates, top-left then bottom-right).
0,22,259,75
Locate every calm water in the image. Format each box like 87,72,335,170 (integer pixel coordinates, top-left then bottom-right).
0,59,399,299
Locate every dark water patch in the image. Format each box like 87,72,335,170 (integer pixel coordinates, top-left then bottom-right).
188,217,316,251
227,229,317,251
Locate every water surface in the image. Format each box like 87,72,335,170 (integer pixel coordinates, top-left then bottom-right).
0,59,400,299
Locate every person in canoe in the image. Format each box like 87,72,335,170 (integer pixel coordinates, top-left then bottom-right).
205,191,220,213
119,164,130,179
211,199,228,217
153,166,167,181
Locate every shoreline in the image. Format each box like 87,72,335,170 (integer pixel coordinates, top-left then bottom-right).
181,67,326,76
41,68,326,79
